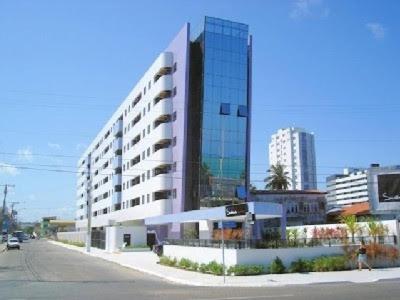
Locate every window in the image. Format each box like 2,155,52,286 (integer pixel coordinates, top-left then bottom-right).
141,195,145,204
172,136,177,147
143,129,145,138
143,86,146,95
147,147,150,157
143,107,146,116
148,81,151,90
172,189,177,199
142,173,145,182
237,105,248,117
172,111,177,121
173,62,177,73
172,86,177,97
147,170,150,180
172,162,177,172
147,103,150,112
147,125,150,134
142,151,145,160
220,103,230,115
147,194,150,203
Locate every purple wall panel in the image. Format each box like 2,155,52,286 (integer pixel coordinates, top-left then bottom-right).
164,23,190,239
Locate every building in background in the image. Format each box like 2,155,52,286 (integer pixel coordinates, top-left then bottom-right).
251,190,326,226
75,16,252,249
268,127,317,190
326,164,400,221
40,216,57,236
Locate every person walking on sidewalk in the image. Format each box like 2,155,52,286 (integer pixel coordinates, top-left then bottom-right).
358,240,372,271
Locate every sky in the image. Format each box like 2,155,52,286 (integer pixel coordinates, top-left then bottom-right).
0,0,399,222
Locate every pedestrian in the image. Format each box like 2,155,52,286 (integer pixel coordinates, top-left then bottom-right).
357,240,372,271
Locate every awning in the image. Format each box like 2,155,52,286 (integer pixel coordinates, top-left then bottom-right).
144,202,283,226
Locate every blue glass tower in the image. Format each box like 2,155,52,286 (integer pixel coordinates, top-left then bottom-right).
185,17,251,209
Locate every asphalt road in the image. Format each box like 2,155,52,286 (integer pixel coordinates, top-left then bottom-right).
1,240,400,300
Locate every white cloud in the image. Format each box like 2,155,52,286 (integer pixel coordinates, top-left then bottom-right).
366,22,386,40
48,142,61,150
290,0,329,19
0,162,19,176
17,147,33,162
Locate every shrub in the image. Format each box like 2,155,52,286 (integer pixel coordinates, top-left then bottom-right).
59,239,85,247
227,264,264,276
159,256,177,267
268,256,286,274
313,256,348,272
207,261,224,275
178,258,191,269
199,263,208,273
289,258,313,273
197,261,224,275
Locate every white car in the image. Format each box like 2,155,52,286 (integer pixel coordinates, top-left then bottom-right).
7,237,20,250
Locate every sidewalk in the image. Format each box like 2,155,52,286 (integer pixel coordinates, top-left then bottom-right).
49,240,400,287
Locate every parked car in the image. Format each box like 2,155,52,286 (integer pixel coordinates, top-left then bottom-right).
7,237,20,250
12,231,24,243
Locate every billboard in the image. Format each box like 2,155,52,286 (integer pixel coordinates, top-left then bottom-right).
378,174,400,203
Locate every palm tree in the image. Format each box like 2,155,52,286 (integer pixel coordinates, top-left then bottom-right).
264,163,291,190
363,217,387,244
339,215,360,243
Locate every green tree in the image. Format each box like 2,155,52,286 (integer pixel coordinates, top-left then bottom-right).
340,215,360,243
363,217,387,244
264,163,291,190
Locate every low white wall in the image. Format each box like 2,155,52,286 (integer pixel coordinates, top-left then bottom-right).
164,245,238,266
57,231,86,243
163,245,343,268
236,246,343,267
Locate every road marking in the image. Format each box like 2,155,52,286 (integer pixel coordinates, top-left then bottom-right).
193,295,294,300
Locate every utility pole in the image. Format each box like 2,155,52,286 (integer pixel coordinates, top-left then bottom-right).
1,184,15,238
85,173,92,253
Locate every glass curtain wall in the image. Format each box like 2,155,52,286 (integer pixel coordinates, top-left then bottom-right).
194,17,250,207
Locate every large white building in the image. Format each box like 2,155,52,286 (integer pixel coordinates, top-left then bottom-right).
75,17,253,250
268,127,317,190
326,168,369,207
326,164,400,215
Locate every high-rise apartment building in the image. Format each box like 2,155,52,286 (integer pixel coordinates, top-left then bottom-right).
76,17,252,247
268,127,317,190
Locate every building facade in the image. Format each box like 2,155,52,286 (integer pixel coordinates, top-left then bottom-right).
268,127,317,190
326,164,400,219
326,168,369,208
251,190,326,226
75,17,252,247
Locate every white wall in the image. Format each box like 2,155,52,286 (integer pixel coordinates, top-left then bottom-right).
57,231,86,243
106,225,147,252
163,245,343,268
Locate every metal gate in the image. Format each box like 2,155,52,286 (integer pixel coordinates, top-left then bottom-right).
91,229,106,249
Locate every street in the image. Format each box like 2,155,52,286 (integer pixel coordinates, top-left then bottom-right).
0,240,400,300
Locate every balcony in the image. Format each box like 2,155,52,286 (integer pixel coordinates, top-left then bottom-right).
112,174,122,186
152,97,173,117
152,145,172,163
112,155,122,170
151,175,173,191
153,164,172,177
113,137,122,153
113,119,123,136
154,189,172,201
152,122,172,142
154,114,171,129
112,192,122,204
153,75,173,105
